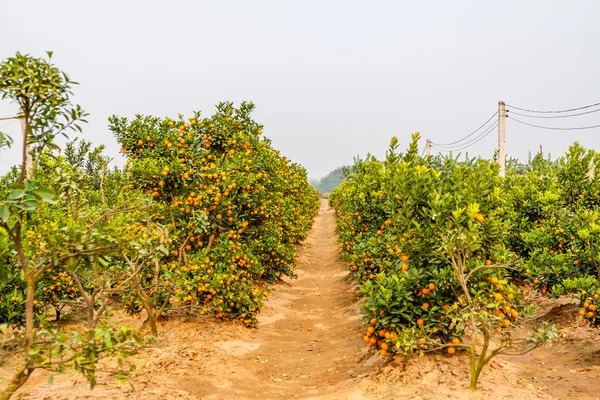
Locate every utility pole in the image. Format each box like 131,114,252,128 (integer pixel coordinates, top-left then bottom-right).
425,139,431,157
498,101,506,177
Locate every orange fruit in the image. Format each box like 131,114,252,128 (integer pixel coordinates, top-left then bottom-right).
370,318,377,325
451,338,460,345
417,319,424,327
447,346,456,355
490,276,499,284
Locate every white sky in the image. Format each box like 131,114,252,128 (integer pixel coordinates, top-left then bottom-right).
1,0,599,179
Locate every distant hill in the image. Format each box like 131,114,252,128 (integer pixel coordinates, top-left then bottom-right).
310,166,351,195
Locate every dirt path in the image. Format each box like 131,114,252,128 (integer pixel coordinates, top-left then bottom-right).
199,198,376,398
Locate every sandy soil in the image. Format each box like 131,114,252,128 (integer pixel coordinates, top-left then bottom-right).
3,199,600,399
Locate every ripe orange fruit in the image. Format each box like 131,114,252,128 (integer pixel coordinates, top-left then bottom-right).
380,349,388,357
401,264,409,272
451,337,460,345
380,342,389,351
417,319,424,327
474,214,484,223
370,318,377,325
490,276,499,284
401,255,409,263
367,326,375,335
447,346,456,355
485,260,492,266
422,303,429,309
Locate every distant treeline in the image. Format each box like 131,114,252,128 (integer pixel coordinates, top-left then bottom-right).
310,165,355,195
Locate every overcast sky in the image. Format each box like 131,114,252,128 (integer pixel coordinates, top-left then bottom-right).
1,0,599,179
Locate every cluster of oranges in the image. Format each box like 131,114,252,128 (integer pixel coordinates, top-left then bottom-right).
363,318,397,356
580,290,600,328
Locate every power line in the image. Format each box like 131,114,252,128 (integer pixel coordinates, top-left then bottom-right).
432,111,498,147
432,122,498,152
507,107,600,119
508,116,600,131
506,101,600,114
0,119,18,129
433,121,498,150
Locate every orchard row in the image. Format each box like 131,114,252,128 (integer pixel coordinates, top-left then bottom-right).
0,53,318,398
329,133,600,389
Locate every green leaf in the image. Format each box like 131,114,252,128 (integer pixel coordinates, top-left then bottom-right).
15,201,37,211
30,188,56,204
7,183,24,190
48,375,54,385
9,189,25,200
0,205,9,222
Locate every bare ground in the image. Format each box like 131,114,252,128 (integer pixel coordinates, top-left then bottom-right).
3,200,600,399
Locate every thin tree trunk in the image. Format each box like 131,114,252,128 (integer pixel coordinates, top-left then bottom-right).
0,368,32,400
25,277,35,352
18,108,31,183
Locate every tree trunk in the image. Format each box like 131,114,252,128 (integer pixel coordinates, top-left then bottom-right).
146,312,158,336
18,109,32,183
25,277,35,352
0,367,32,400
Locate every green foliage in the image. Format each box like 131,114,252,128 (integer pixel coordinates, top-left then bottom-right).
331,133,558,390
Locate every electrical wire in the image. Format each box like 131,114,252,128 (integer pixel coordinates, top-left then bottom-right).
431,122,498,152
0,119,17,129
508,116,600,131
433,122,498,150
507,107,600,119
506,101,600,114
431,111,498,147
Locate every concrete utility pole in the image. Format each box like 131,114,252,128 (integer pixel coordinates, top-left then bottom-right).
425,139,431,157
498,101,506,177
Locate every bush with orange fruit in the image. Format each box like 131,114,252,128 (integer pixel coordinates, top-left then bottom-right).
110,102,318,325
331,133,558,390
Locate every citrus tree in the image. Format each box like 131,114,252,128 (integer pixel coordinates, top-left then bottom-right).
330,133,557,390
0,53,143,400
110,103,319,325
